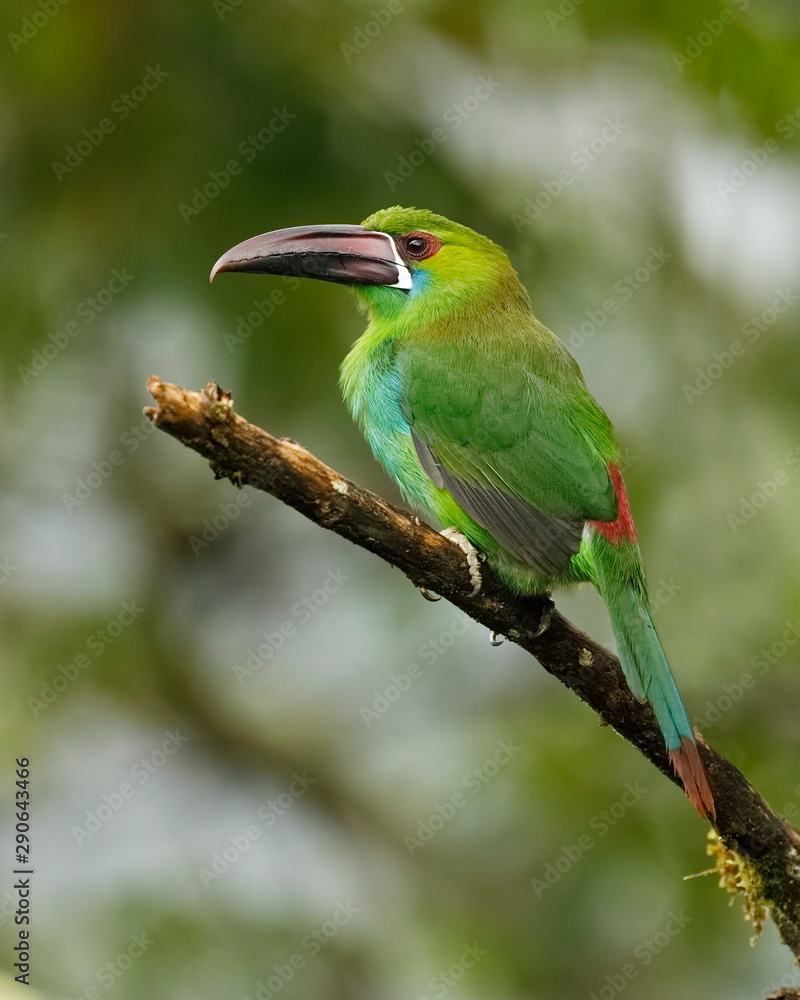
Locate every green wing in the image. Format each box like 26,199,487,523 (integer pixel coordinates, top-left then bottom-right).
400,331,618,576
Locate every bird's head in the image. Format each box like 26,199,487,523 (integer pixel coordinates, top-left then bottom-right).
211,206,528,324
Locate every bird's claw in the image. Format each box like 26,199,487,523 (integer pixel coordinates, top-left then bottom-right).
441,527,483,597
418,587,442,602
532,596,554,638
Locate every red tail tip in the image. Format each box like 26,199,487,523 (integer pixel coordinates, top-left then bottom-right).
669,736,715,820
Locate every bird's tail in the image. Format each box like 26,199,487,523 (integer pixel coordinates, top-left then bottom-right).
598,571,715,819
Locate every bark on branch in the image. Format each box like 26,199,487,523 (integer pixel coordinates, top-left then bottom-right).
144,375,800,961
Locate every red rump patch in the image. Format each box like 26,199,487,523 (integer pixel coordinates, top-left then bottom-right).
590,463,638,546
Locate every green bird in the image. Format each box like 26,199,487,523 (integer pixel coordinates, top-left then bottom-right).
211,206,714,818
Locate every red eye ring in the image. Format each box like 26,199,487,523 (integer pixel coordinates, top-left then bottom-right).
398,231,441,261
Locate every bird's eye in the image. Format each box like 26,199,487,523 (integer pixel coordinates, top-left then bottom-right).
398,231,441,261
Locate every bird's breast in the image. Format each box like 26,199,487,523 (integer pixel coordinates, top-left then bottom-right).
341,341,413,480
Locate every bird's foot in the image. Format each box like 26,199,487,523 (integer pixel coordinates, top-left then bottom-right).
441,527,484,597
531,595,554,638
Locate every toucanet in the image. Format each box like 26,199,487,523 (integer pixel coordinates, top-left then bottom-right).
211,206,714,818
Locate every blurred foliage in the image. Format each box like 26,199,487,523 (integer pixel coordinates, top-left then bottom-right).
1,0,800,997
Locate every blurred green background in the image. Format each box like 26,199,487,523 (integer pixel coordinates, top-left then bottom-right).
2,0,800,997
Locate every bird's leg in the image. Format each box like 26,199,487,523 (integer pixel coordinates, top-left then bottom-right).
531,595,554,638
440,527,484,597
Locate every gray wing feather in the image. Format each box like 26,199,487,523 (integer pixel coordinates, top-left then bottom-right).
411,431,584,577
412,433,445,488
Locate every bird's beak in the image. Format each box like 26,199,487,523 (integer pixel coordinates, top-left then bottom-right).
210,224,412,290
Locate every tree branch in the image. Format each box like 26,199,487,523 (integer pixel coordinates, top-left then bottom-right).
144,375,800,960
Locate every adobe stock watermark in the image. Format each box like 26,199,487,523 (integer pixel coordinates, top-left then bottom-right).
384,75,501,192
672,0,750,73
725,444,800,534
649,577,682,617
544,0,587,30
241,899,360,1000
683,287,797,403
340,0,413,62
179,109,296,223
588,911,692,1000
615,446,639,474
0,891,18,930
404,739,520,855
417,942,488,1000
751,620,800,676
564,246,671,351
692,619,800,733
231,568,350,684
213,0,246,19
359,611,476,726
762,969,800,1000
52,65,168,181
717,100,800,201
530,781,647,898
8,0,71,54
61,415,157,513
189,492,252,554
71,730,189,846
28,600,145,717
18,268,135,385
511,117,629,232
776,101,800,143
198,771,316,887
777,781,800,848
0,556,19,585
221,276,301,354
717,141,778,202
66,931,154,1000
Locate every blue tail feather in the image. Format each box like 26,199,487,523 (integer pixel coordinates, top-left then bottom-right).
592,556,714,817
611,585,694,752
